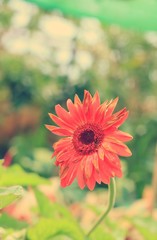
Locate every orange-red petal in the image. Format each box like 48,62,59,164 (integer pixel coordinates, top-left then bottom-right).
46,90,132,190
45,125,72,136
55,104,76,128
105,97,119,117
111,130,133,142
102,141,132,157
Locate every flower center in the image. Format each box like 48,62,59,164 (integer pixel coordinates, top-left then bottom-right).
72,123,104,155
79,130,94,145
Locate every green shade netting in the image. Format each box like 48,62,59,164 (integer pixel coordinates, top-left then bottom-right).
25,0,157,31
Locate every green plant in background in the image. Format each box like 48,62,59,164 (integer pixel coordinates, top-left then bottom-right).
0,185,23,210
25,0,157,32
0,159,156,239
0,0,157,239
0,160,23,209
0,0,157,200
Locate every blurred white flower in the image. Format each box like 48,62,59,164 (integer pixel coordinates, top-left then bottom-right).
75,50,93,70
79,18,104,45
55,50,72,65
1,28,29,54
67,65,81,83
9,0,37,14
145,32,157,48
39,15,77,42
11,12,31,28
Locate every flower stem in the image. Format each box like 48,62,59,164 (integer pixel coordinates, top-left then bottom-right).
86,178,116,237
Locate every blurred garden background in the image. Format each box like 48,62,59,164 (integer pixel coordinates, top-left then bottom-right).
0,0,157,239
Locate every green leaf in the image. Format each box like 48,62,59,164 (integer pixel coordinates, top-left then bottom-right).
0,228,26,240
104,218,127,240
88,218,127,240
25,0,157,31
131,217,157,240
26,218,85,240
0,164,48,187
34,188,73,220
0,186,23,209
90,226,115,240
61,180,87,203
0,213,28,229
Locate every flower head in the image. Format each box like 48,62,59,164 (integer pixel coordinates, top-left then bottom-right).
46,91,132,190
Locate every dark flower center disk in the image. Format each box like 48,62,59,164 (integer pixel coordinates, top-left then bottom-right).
73,124,104,155
79,130,95,145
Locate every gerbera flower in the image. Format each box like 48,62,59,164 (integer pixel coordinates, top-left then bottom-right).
46,90,132,190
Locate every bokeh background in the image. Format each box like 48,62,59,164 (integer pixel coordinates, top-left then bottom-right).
0,0,157,239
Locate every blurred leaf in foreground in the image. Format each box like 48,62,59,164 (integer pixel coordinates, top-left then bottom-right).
34,188,73,220
26,218,85,240
0,186,23,209
0,228,26,240
0,164,49,187
0,213,28,229
89,226,115,240
131,217,157,240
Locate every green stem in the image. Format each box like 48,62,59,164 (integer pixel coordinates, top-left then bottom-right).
86,178,116,237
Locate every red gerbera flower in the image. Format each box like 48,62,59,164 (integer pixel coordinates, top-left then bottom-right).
46,91,132,190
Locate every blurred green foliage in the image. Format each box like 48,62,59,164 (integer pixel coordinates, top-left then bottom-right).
25,0,157,32
0,185,24,209
0,162,156,239
0,0,157,208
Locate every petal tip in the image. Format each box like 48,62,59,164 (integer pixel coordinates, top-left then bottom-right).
45,124,51,130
